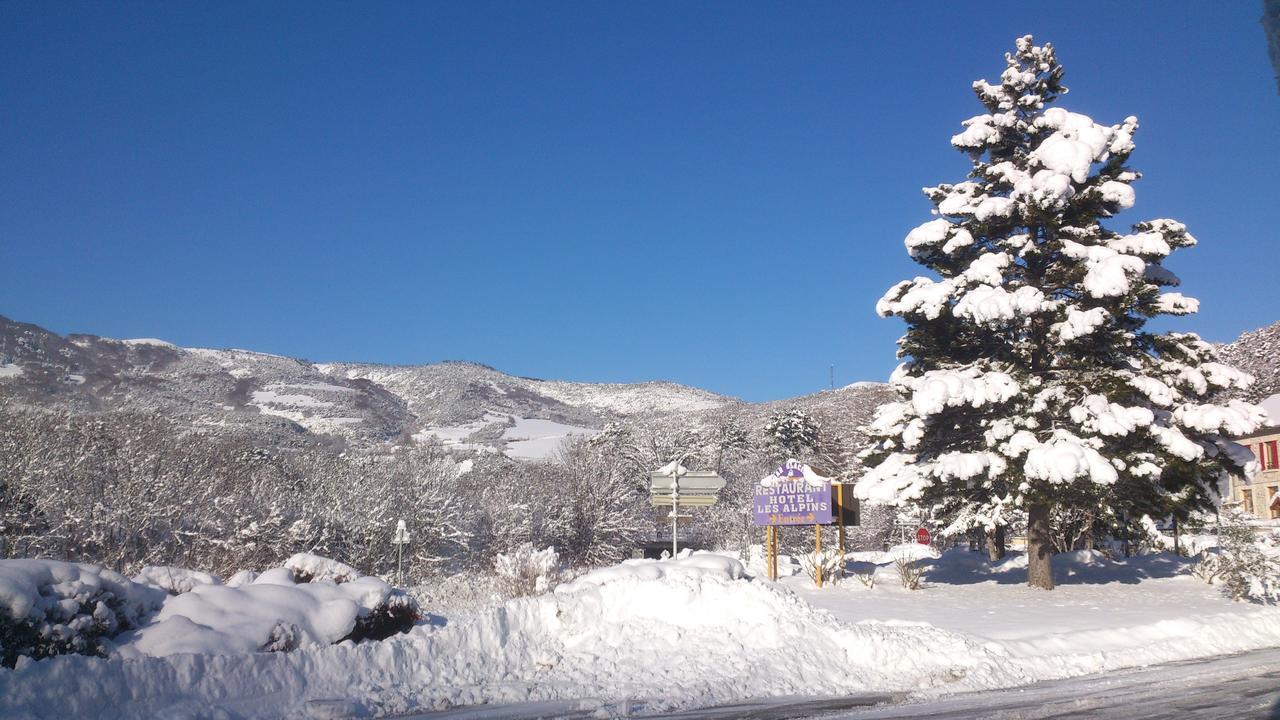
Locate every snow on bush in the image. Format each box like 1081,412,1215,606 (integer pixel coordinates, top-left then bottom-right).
132,566,222,595
283,553,361,584
1,553,1026,718
799,548,843,585
119,561,420,657
1213,511,1280,604
494,543,562,597
0,560,164,668
894,553,924,590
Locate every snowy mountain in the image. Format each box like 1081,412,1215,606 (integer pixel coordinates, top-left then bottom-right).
0,316,767,458
3,314,1274,459
1216,319,1280,404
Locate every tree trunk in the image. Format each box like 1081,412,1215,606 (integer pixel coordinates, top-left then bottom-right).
985,524,1006,561
1026,502,1054,590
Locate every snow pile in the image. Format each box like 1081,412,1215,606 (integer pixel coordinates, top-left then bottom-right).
0,560,164,667
0,555,1019,718
117,566,417,658
132,566,222,595
284,553,361,584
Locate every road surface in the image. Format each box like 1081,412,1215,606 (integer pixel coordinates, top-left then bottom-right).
403,647,1280,719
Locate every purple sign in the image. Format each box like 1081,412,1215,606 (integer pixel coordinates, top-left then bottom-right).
753,479,833,526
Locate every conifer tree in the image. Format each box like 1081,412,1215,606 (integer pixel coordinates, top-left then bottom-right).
856,36,1266,589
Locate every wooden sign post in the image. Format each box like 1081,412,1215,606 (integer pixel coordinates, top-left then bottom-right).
754,461,860,587
814,523,823,588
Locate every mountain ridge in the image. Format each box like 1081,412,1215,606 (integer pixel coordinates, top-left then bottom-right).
0,314,888,458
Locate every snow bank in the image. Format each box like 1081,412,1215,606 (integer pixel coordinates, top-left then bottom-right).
0,560,165,667
0,555,1016,718
132,566,222,595
117,567,414,658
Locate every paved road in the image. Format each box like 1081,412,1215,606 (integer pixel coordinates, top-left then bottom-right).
829,647,1280,720
405,647,1280,719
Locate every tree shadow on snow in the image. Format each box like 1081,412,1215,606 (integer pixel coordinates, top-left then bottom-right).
914,548,1191,587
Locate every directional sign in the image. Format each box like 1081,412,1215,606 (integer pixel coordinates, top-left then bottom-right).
651,495,718,507
648,471,725,493
392,519,411,545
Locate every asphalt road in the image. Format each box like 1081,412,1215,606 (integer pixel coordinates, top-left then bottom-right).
405,647,1280,720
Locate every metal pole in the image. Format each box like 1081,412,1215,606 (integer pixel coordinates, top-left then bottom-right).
671,469,680,558
396,542,403,587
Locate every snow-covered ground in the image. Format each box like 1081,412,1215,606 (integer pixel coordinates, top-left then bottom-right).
414,413,597,459
4,548,1280,719
501,417,596,459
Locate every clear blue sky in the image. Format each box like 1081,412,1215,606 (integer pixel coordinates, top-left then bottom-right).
2,2,1276,402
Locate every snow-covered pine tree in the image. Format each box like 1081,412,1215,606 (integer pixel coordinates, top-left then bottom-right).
763,408,821,461
855,36,1267,590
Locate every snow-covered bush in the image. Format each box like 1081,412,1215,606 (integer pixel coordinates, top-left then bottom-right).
284,553,360,584
0,560,164,667
495,543,562,597
120,558,421,657
799,548,843,585
1188,549,1223,584
894,553,924,590
132,566,222,596
1215,511,1280,604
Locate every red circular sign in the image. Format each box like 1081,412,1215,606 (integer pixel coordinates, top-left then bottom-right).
916,527,931,545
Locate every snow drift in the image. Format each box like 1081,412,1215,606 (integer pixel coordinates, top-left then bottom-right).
1,554,1015,719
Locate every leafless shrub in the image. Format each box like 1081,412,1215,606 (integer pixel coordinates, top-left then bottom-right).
895,553,923,590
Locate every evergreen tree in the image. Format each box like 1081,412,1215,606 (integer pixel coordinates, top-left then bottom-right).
855,36,1266,589
763,408,821,461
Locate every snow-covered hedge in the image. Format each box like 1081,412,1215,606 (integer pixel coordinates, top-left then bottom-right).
119,558,420,657
2,555,421,666
495,543,562,597
0,560,164,668
132,566,222,595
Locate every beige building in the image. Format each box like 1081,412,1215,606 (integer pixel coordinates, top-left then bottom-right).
1227,395,1280,521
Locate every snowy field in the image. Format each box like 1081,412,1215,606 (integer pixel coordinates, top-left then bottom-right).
3,547,1280,719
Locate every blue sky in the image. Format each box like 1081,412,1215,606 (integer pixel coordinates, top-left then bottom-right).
2,2,1276,402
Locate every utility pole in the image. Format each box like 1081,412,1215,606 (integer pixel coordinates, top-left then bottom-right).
829,364,834,390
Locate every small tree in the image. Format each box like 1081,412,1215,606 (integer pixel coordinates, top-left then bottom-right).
1216,509,1280,603
763,409,821,461
857,36,1265,590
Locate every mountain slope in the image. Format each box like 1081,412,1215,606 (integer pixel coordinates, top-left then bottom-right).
5,314,1276,459
0,316,743,456
1216,320,1280,404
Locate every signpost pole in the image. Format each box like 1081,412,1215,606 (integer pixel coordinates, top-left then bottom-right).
670,471,680,558
770,526,778,581
837,483,847,565
392,519,410,587
815,524,823,588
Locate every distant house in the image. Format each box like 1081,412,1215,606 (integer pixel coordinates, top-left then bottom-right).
1227,394,1280,521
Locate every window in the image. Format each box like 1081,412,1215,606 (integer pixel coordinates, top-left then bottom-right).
1271,489,1280,520
1254,442,1279,471
1242,488,1255,515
